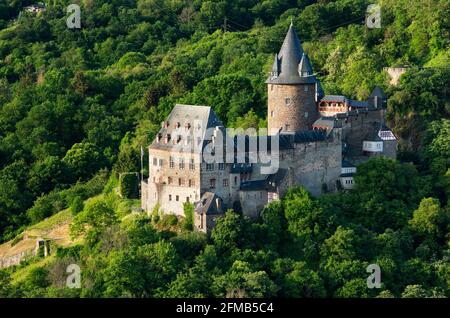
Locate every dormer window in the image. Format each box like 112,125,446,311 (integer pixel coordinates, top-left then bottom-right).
156,133,162,143
185,123,191,130
175,122,181,128
165,134,171,143
164,121,170,128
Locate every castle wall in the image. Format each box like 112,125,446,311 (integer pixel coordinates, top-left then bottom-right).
280,131,342,197
239,190,268,219
268,83,318,134
342,110,385,157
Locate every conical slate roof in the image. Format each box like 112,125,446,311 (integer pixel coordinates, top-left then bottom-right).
298,53,313,76
267,24,317,84
367,86,387,109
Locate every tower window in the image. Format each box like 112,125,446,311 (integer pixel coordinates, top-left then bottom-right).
304,86,308,92
305,112,309,118
285,124,290,131
285,97,291,106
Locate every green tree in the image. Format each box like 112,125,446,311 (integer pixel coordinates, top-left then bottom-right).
63,143,106,181
70,196,84,216
409,198,447,241
183,202,195,231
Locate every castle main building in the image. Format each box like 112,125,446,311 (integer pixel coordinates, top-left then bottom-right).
141,24,397,233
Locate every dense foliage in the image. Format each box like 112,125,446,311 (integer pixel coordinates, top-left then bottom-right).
0,0,448,298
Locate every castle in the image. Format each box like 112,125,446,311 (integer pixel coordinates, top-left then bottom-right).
141,24,397,233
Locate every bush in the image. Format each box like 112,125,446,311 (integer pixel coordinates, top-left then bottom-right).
116,200,133,218
70,196,84,216
183,202,195,231
151,204,161,224
161,214,178,227
119,173,139,199
26,171,109,224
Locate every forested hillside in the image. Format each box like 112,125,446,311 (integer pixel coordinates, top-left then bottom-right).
0,0,449,298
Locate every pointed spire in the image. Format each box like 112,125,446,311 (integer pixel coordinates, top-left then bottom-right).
298,53,313,77
271,53,280,77
266,24,316,84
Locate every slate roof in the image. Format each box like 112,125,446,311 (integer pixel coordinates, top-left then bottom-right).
240,179,268,191
194,192,225,215
316,80,325,101
313,117,338,129
342,160,356,168
321,95,347,103
240,168,287,192
293,130,327,143
266,24,317,85
349,100,369,108
232,134,295,153
150,104,223,153
367,86,387,109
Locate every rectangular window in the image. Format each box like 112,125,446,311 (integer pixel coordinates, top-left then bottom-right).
153,158,157,166
168,177,173,185
159,159,163,167
186,197,190,203
178,178,184,186
169,156,175,169
304,86,308,92
176,195,179,202
179,158,185,170
210,179,216,189
304,112,309,118
285,97,291,106
234,176,238,185
189,159,195,170
218,163,225,170
223,179,229,187
206,163,214,171
169,194,172,201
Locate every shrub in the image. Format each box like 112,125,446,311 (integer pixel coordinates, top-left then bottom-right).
119,173,139,199
70,196,84,216
116,200,133,218
161,214,178,227
183,202,195,231
151,203,161,224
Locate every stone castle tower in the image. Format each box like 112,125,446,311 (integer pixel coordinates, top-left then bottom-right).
266,23,322,135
